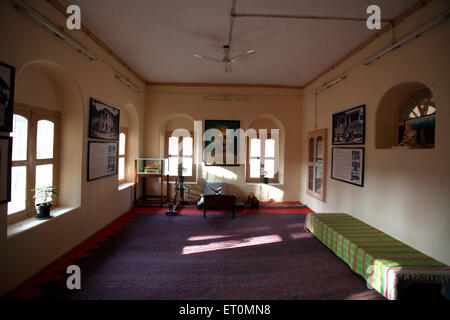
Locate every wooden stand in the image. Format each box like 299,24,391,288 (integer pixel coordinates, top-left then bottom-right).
134,159,169,207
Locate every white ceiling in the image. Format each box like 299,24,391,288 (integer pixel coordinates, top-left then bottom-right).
58,0,418,86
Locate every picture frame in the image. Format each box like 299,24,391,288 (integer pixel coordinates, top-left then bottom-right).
403,113,436,146
331,147,364,187
332,105,365,145
87,141,118,181
136,158,164,175
88,98,120,140
0,136,12,203
204,120,240,166
0,61,15,132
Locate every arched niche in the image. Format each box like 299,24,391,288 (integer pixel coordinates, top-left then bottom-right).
376,82,436,149
143,113,196,196
247,114,285,184
158,113,195,156
119,103,140,182
15,60,84,208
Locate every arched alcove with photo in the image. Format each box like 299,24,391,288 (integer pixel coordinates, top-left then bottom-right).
376,82,436,149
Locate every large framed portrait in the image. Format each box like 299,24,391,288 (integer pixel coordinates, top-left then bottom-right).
332,105,365,145
331,147,364,187
0,136,12,203
88,98,120,140
204,120,240,166
87,141,118,181
0,61,15,132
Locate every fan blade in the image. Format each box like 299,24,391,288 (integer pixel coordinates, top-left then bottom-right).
230,49,256,63
224,62,232,73
193,53,222,63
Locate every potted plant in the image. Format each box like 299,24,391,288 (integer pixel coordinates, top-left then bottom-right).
32,185,58,220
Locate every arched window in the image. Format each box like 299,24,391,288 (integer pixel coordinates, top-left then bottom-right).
246,131,279,184
8,105,60,223
165,131,196,182
397,87,436,147
118,128,128,183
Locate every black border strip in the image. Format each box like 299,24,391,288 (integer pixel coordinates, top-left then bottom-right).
0,61,15,133
0,136,12,203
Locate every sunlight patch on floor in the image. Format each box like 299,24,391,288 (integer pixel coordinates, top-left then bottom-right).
286,223,305,229
344,290,380,300
182,234,283,255
188,234,236,241
235,226,271,233
290,232,314,240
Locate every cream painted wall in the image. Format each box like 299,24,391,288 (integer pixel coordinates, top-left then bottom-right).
0,0,146,295
0,0,448,298
145,85,302,202
300,0,450,264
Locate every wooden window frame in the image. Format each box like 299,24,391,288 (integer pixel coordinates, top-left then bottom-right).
118,127,128,184
306,129,327,202
245,132,279,184
165,131,196,183
8,103,60,224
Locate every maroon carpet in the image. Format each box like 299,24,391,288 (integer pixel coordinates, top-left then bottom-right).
7,209,384,300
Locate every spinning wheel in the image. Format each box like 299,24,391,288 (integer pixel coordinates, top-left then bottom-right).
166,175,185,216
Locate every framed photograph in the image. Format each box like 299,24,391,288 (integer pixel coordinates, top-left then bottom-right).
136,158,163,175
0,61,15,132
0,136,12,203
88,141,118,181
332,105,365,145
88,98,120,140
204,120,240,166
331,147,364,187
403,113,436,146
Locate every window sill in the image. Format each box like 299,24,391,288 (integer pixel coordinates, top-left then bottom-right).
166,180,197,185
7,206,78,239
245,182,283,186
118,182,135,191
390,145,435,149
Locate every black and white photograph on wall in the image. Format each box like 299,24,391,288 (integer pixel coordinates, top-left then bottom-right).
332,105,365,145
332,147,364,187
87,141,118,181
89,98,120,140
0,136,12,203
0,61,15,132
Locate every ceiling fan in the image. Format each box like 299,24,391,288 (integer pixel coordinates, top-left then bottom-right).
193,45,256,73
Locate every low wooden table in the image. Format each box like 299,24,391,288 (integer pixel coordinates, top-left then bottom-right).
203,195,236,219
